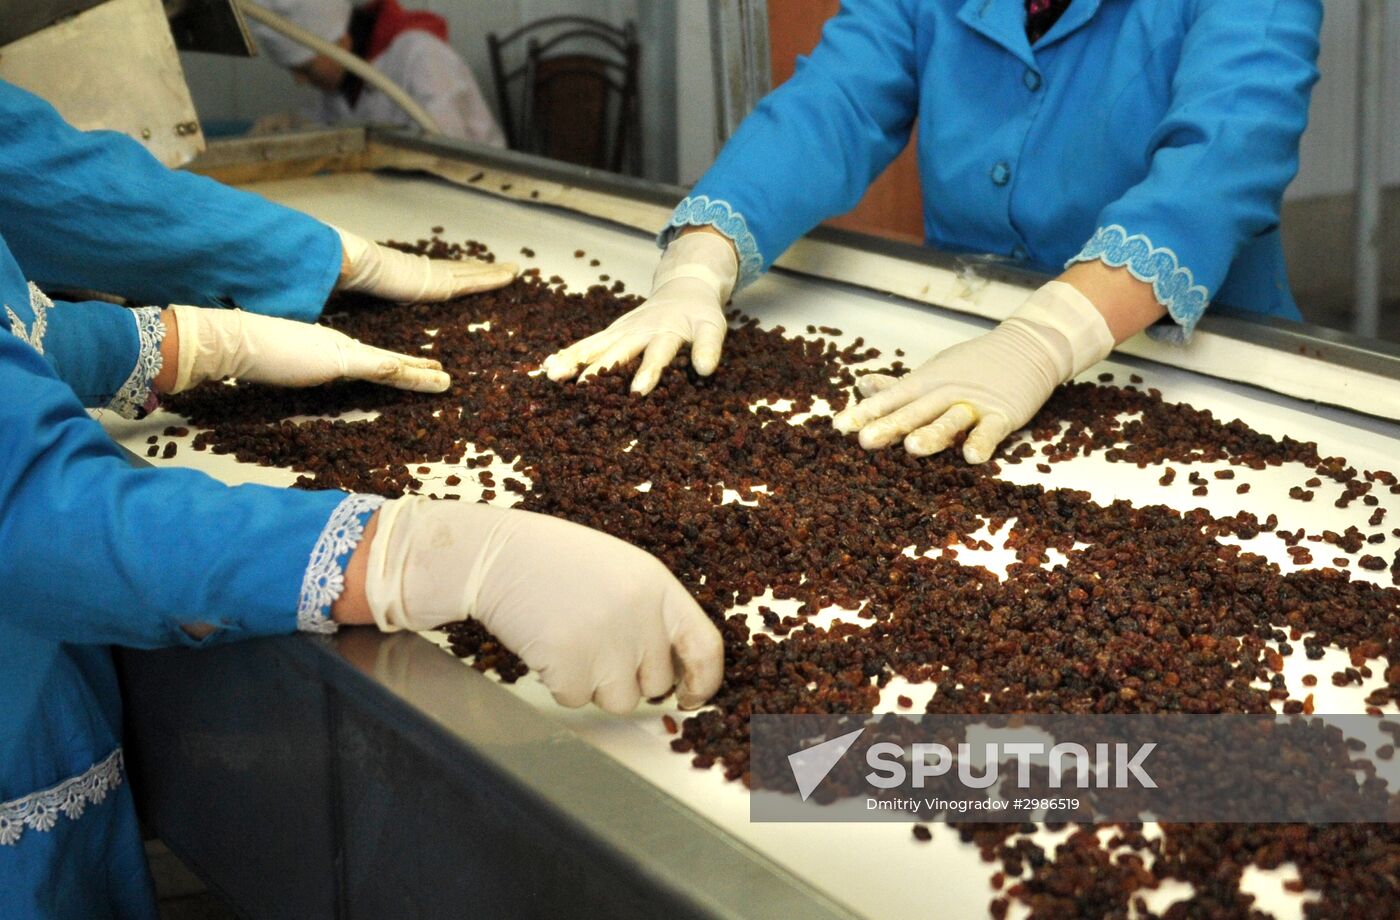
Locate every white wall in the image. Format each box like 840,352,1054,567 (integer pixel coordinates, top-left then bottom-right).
180,35,318,125
1288,0,1400,200
420,0,640,103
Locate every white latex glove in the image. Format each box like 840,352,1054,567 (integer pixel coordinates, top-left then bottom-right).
364,497,725,714
335,227,519,303
167,305,449,394
543,230,738,394
832,281,1114,464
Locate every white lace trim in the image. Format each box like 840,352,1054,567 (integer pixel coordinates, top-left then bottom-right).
108,306,166,419
3,283,53,355
0,747,123,846
297,493,386,633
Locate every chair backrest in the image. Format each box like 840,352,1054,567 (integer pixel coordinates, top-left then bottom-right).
487,15,640,174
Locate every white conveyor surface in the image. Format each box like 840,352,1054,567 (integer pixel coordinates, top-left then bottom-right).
102,172,1400,920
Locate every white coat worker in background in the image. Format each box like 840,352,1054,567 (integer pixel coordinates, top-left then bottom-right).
250,0,506,146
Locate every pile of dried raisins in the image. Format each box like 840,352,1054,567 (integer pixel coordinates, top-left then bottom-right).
166,237,1400,918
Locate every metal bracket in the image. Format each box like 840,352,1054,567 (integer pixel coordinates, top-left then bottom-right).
709,0,772,144
0,0,206,167
166,0,255,56
1353,0,1388,339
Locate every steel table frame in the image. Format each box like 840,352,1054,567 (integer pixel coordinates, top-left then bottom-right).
116,127,1400,919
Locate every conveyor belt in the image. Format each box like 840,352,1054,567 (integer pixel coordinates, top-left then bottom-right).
103,164,1400,919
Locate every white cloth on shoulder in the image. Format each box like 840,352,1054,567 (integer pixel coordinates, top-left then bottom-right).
306,29,506,147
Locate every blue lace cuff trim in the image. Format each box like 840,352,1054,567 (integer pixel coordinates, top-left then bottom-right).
297,493,386,633
660,195,764,289
1068,225,1210,340
0,747,123,846
109,306,165,419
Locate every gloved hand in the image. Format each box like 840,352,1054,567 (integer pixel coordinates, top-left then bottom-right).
335,227,519,303
364,497,725,714
832,281,1114,463
543,230,738,395
166,305,449,394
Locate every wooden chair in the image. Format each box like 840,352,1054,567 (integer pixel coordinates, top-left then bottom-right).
488,15,641,175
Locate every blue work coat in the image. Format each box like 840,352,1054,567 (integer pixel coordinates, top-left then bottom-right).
667,0,1323,339
0,81,380,919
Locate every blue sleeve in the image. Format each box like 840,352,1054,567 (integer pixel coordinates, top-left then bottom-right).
663,0,919,287
0,80,341,322
38,294,165,417
1067,0,1322,340
0,329,383,648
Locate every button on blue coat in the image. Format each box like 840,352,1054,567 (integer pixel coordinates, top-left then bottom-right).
666,0,1323,341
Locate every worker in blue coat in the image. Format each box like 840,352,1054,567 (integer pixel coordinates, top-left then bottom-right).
547,0,1323,464
0,80,722,919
